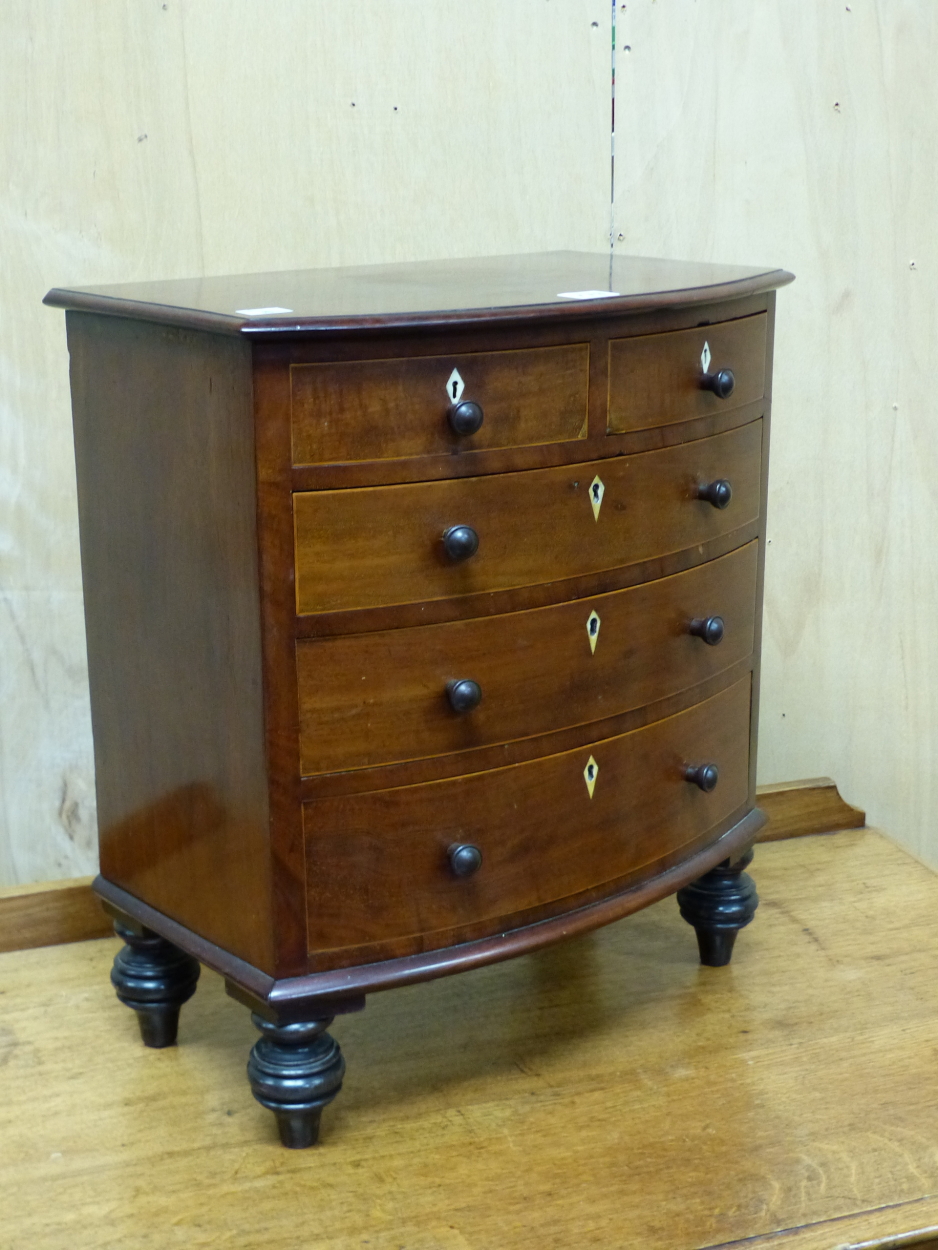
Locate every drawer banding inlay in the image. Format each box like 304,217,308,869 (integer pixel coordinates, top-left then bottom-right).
293,419,764,615
296,541,758,775
292,343,590,465
607,313,767,434
303,676,752,962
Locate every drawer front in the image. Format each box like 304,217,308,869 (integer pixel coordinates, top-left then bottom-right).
304,677,752,954
291,344,589,465
294,419,763,614
297,542,758,775
608,314,766,434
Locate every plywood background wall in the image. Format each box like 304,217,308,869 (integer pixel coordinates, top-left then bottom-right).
611,0,938,870
1,0,935,886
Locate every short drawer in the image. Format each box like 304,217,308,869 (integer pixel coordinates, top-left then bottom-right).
294,419,763,615
291,344,589,465
304,677,752,955
608,313,766,434
296,542,758,775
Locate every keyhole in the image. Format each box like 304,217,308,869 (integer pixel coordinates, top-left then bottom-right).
452,380,459,398
592,482,600,502
589,618,598,637
587,764,595,781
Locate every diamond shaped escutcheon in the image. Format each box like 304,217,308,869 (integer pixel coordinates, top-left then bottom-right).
446,368,465,403
586,610,601,654
589,476,605,522
583,755,599,799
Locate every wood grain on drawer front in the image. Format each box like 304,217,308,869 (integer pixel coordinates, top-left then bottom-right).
291,344,589,465
608,314,766,433
297,542,757,775
294,419,763,615
304,677,752,957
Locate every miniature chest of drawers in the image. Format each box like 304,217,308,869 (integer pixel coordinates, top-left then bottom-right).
46,251,792,1147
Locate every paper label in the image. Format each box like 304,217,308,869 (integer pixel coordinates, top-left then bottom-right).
235,306,294,316
557,290,621,300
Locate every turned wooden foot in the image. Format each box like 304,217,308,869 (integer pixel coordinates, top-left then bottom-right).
676,847,759,967
110,922,201,1047
246,1015,346,1148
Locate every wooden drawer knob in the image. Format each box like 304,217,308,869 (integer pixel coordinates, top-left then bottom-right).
448,400,484,436
442,524,479,562
700,368,736,399
688,615,725,646
684,763,719,792
697,479,733,509
448,843,483,877
447,679,482,713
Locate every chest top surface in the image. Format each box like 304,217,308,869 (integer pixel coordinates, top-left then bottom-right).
44,250,793,335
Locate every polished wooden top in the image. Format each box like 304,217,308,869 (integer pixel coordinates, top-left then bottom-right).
44,250,794,336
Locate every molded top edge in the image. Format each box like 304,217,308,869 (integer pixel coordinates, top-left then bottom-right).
44,251,794,336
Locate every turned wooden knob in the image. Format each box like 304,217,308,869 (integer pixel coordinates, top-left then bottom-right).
448,400,484,436
688,615,725,646
700,368,736,399
684,763,719,792
447,679,482,713
442,525,479,562
448,843,483,877
697,479,733,509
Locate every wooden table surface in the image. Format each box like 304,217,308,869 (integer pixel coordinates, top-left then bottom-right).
3,829,938,1250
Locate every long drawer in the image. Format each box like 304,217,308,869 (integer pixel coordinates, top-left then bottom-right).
303,676,751,956
294,420,763,614
607,314,767,433
296,542,758,775
291,343,590,465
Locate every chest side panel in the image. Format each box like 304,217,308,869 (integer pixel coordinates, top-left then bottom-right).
68,313,276,973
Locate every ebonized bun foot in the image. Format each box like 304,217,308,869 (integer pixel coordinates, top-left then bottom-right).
110,922,201,1047
676,847,759,967
247,1015,346,1148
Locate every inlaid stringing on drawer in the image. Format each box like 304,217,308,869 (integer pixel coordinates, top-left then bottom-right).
607,313,767,434
291,343,590,465
293,419,763,615
296,542,758,775
303,677,752,959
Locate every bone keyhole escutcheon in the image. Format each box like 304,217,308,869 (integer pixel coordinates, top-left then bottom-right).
586,610,601,654
589,476,605,521
446,368,465,403
584,755,599,799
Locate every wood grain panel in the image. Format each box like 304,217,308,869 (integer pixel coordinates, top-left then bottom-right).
757,776,865,841
294,419,763,614
608,313,766,432
291,344,589,464
610,3,938,872
67,313,276,973
303,677,751,959
8,833,938,1247
297,541,758,775
0,877,111,952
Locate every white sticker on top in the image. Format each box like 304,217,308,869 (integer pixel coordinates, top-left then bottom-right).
236,306,294,316
557,290,621,300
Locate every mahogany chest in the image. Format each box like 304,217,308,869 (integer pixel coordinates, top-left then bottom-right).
46,251,792,1146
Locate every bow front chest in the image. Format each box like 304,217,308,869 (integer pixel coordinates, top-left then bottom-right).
46,251,792,1147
